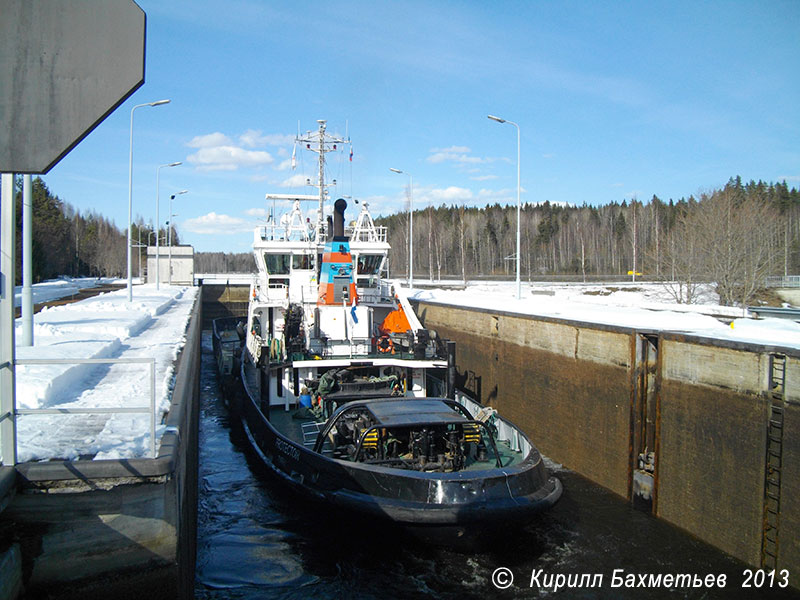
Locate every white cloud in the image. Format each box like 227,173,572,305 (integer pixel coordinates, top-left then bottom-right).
239,129,294,148
187,132,232,148
280,174,309,187
238,129,264,148
276,158,294,171
263,133,296,146
182,212,253,234
425,186,474,203
475,187,527,204
470,174,498,181
187,146,274,171
427,145,484,165
244,207,268,217
186,130,292,171
357,195,396,217
441,145,470,153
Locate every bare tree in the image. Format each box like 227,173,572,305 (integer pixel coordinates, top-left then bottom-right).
695,187,781,307
457,205,467,282
660,209,704,304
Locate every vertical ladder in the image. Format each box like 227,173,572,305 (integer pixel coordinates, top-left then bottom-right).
762,354,786,569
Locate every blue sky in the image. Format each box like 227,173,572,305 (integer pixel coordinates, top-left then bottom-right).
41,1,800,253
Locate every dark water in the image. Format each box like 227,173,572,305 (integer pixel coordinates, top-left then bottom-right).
194,332,799,599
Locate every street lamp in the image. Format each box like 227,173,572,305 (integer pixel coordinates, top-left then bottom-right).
488,114,521,300
127,99,171,302
156,161,181,290
168,190,188,285
389,168,414,288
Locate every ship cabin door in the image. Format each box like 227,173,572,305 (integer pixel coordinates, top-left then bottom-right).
289,251,314,303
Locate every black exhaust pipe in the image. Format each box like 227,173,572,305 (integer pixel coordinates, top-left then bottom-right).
333,198,347,240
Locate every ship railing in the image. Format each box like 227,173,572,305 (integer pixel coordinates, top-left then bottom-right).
346,225,388,243
355,287,395,305
309,331,444,361
312,338,373,359
447,385,529,455
356,279,396,304
11,357,158,460
290,284,319,303
262,282,289,301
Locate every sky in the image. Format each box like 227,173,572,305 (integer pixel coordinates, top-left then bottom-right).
37,1,800,253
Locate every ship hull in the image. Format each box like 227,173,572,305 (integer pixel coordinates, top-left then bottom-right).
229,349,561,534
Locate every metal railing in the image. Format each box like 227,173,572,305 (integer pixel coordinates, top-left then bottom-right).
12,357,157,460
765,276,800,289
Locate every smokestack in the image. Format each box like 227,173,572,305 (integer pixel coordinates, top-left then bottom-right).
333,198,347,240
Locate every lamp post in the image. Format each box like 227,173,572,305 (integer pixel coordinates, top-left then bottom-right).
127,99,170,302
488,114,521,300
168,190,188,285
156,162,181,290
389,168,413,288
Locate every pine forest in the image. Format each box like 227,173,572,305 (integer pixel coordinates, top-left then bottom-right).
10,175,800,308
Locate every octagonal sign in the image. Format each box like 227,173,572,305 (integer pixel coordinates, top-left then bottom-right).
0,0,145,174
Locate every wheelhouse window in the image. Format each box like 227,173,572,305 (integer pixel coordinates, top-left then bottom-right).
264,253,290,275
292,253,312,270
356,254,383,275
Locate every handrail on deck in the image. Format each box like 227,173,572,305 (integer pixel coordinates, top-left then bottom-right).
12,357,157,460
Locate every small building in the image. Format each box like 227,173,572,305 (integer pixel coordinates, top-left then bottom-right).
146,245,194,285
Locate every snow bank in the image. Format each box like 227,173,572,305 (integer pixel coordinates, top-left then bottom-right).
409,281,800,351
12,276,116,308
15,335,121,409
8,284,198,464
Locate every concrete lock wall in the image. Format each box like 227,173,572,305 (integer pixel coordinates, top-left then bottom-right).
0,290,202,599
415,301,633,497
414,299,800,574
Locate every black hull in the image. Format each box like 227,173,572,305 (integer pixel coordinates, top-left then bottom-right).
211,316,245,400
235,358,561,533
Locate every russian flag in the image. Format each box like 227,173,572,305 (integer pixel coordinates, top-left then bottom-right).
349,145,353,162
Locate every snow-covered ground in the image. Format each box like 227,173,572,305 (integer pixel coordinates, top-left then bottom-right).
408,280,800,350
12,276,134,308
7,284,197,464
4,278,798,465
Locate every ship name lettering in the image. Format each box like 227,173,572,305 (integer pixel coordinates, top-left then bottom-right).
275,438,300,461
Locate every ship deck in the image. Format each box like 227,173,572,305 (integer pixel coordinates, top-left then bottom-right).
267,405,526,471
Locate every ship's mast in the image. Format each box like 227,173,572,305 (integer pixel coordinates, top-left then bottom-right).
317,120,325,238
295,120,348,244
